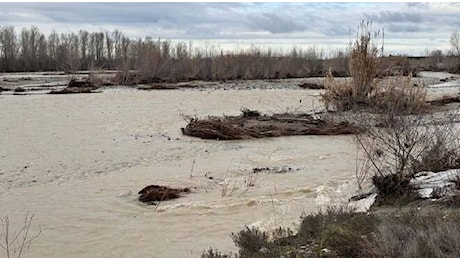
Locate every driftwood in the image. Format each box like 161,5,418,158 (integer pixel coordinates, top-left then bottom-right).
49,87,94,94
68,79,96,89
138,185,191,204
49,78,98,94
181,113,362,140
14,87,26,92
428,95,460,106
138,84,179,90
137,83,197,90
298,82,324,89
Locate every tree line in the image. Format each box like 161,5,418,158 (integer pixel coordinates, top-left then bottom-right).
1,25,458,82
0,26,135,72
0,26,333,81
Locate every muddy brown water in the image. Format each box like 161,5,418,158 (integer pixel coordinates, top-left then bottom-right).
0,86,360,257
1,72,457,257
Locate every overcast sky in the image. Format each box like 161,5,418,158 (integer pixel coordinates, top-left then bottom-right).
0,2,459,56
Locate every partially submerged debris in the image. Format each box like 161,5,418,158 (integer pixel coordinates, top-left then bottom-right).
137,83,197,90
14,87,25,92
181,113,361,140
68,79,96,89
428,95,460,106
48,78,98,94
49,87,95,94
252,166,296,174
298,82,324,89
138,185,191,204
138,84,178,90
240,107,261,117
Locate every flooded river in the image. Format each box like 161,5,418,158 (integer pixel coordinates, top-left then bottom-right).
1,72,457,257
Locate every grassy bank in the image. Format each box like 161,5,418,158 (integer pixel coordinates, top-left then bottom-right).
203,208,460,258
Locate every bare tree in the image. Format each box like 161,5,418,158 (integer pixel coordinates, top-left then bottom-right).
0,213,41,258
105,31,113,68
37,34,48,70
451,29,460,56
112,29,122,67
79,30,89,69
47,30,59,70
0,26,18,71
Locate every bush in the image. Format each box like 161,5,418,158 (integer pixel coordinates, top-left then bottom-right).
322,21,425,115
348,21,381,102
201,248,234,258
354,108,460,204
371,174,419,205
204,209,460,258
369,75,427,115
231,226,270,257
364,211,460,257
322,70,355,111
240,107,261,117
297,207,379,257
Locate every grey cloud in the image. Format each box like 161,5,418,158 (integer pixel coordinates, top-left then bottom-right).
387,23,421,33
365,11,422,24
406,3,429,9
246,13,307,34
0,3,244,25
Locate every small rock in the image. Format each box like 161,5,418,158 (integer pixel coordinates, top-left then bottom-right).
321,248,331,254
258,247,269,253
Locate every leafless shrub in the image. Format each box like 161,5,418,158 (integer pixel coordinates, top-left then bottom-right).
221,170,257,198
354,109,460,204
0,213,41,258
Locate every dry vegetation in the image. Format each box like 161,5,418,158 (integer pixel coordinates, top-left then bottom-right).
202,208,460,258
0,25,458,84
181,109,361,140
322,21,427,114
202,21,460,258
0,213,41,258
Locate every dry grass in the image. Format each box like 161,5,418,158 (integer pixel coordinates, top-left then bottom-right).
364,211,460,257
322,21,426,115
322,69,355,111
203,208,460,258
348,21,381,101
369,75,427,114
